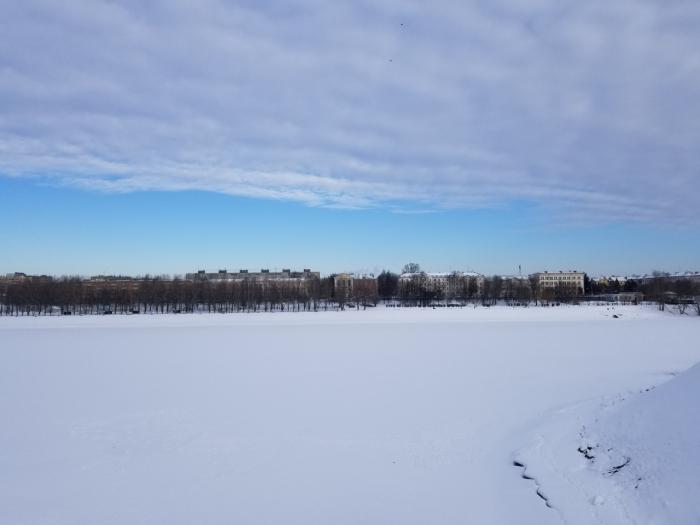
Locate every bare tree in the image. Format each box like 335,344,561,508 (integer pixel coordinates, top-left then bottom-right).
377,271,399,300
528,275,540,305
402,262,421,274
353,278,379,308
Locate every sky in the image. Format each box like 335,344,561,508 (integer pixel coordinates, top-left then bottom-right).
1,0,699,277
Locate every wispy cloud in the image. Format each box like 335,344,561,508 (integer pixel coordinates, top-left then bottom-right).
1,0,698,221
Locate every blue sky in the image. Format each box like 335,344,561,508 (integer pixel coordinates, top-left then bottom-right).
1,1,699,276
1,177,697,277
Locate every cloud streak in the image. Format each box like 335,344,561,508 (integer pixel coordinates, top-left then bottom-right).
1,0,699,221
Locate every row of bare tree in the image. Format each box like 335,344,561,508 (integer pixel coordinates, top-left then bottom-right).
0,276,340,316
638,274,700,314
384,272,581,306
1,270,698,315
0,273,559,315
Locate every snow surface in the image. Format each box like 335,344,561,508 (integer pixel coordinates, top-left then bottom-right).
1,305,698,524
515,349,700,524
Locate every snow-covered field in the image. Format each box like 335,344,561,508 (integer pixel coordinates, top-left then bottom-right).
1,305,698,524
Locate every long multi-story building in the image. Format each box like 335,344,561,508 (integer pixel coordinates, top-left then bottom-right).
533,271,585,294
186,268,320,282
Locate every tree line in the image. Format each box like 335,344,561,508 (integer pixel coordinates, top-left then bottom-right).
0,273,564,316
1,276,328,316
635,273,700,313
1,267,698,316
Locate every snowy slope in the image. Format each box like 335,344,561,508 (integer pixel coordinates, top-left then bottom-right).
515,338,700,524
590,362,700,523
0,305,698,524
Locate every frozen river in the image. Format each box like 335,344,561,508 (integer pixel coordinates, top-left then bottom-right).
1,305,698,524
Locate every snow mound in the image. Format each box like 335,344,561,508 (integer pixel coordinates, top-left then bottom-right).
588,362,700,524
516,362,700,524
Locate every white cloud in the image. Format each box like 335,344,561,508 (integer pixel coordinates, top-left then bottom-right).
1,0,698,221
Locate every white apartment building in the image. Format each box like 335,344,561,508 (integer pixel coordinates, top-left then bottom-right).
398,271,484,297
533,271,585,294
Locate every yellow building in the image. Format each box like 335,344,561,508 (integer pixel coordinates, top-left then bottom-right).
534,271,585,294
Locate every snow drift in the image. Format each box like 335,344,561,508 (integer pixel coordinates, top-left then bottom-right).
516,351,700,524
588,362,700,523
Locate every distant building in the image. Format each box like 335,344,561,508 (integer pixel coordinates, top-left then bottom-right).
1,272,52,284
615,291,643,302
89,275,137,282
593,275,629,286
85,275,141,291
333,273,354,298
533,271,585,294
2,272,28,283
185,268,321,282
630,272,700,286
498,275,532,300
398,271,484,297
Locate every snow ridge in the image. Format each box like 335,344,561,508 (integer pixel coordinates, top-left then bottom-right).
512,459,554,510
